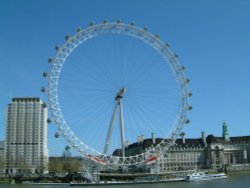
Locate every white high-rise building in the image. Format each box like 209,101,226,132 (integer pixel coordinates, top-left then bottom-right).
5,97,49,174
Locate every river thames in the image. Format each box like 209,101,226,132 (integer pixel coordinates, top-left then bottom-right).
0,174,249,188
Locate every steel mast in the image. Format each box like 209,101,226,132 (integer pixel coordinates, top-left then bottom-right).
103,88,126,157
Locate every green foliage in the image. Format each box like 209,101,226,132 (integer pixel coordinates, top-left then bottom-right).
49,157,83,173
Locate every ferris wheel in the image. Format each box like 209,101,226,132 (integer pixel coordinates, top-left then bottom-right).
43,20,191,167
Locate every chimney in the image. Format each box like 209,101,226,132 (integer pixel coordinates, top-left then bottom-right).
152,133,156,144
180,132,185,144
201,131,207,147
137,136,141,145
141,135,145,142
182,136,186,144
125,140,130,148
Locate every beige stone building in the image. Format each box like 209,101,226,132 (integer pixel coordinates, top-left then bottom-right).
123,123,250,173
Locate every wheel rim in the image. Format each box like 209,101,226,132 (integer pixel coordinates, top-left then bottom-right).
47,22,190,166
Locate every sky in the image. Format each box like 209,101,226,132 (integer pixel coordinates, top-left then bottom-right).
1,0,250,156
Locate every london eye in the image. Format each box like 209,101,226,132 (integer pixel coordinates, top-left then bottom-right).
43,20,191,167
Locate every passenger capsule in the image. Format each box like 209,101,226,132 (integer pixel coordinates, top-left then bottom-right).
42,72,48,77
65,35,70,41
41,87,46,93
164,43,169,47
76,27,82,33
89,21,94,27
143,27,147,31
55,132,60,138
103,19,108,24
65,145,71,151
188,92,193,97
116,19,122,24
174,54,178,58
155,34,160,39
130,22,135,26
185,119,191,124
48,57,53,63
186,79,190,84
42,103,47,108
55,45,60,51
47,118,52,124
179,132,185,137
188,106,193,111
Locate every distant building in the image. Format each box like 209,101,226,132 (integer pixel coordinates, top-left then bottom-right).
122,122,250,173
0,141,4,173
5,97,49,174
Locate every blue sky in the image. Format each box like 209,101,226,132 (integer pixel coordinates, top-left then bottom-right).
1,0,250,156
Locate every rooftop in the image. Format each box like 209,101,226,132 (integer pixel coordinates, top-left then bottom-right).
12,97,41,102
206,135,250,145
123,134,250,153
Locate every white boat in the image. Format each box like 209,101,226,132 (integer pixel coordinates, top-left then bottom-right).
185,172,228,182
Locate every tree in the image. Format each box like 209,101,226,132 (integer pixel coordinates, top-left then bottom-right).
13,156,31,174
37,158,48,174
0,155,4,173
49,158,64,173
65,158,82,173
49,156,83,174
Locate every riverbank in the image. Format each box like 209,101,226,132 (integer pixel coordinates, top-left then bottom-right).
1,169,250,184
0,174,250,188
0,175,9,183
228,169,250,175
0,173,75,184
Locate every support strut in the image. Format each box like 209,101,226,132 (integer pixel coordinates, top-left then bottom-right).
103,88,126,157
